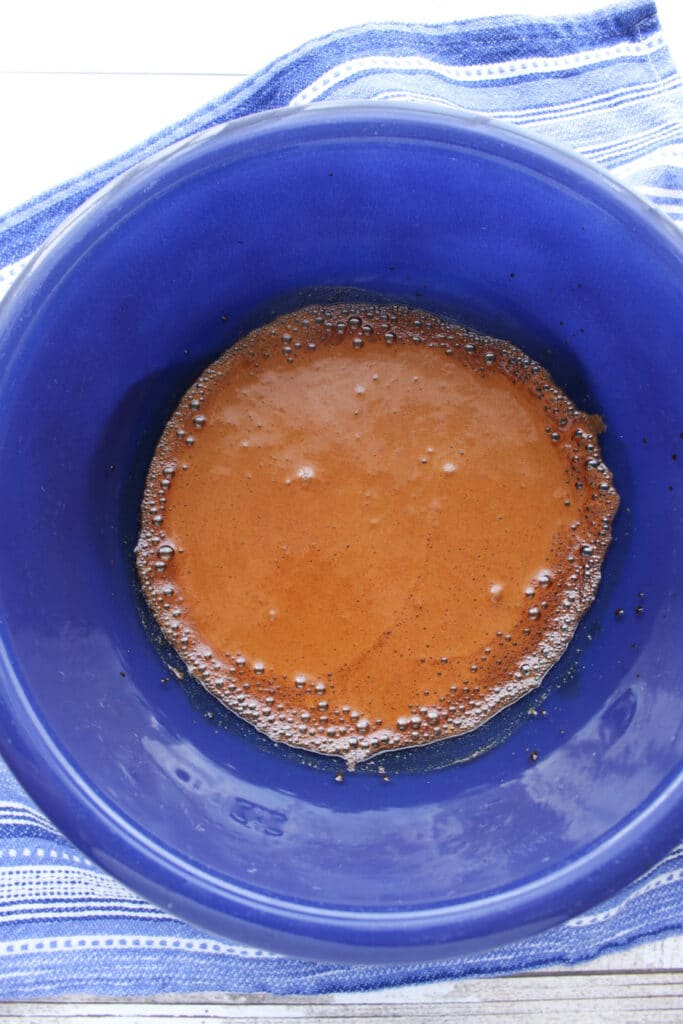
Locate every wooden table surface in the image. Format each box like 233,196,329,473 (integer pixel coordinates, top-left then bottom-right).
1,1,682,1019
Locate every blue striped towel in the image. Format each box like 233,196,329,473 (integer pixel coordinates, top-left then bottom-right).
0,0,681,999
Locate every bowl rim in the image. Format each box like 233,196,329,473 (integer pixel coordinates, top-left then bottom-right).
0,99,682,963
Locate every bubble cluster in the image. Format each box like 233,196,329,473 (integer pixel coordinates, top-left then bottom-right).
136,302,620,769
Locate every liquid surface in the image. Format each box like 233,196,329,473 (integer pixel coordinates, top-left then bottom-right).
136,304,619,767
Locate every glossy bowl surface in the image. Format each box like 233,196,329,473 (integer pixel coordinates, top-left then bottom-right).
0,103,682,963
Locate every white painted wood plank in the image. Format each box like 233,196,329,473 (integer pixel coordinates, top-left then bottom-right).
2,973,683,1022
0,73,242,212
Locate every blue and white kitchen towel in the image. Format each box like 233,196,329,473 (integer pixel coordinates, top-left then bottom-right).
0,0,682,999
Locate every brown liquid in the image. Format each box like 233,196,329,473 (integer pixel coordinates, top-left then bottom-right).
136,304,619,767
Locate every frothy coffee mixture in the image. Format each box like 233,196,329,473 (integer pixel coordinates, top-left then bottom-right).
136,304,619,767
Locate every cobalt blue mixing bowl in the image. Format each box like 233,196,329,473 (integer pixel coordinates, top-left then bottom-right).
0,103,682,963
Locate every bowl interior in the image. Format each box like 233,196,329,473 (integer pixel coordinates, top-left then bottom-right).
0,104,682,961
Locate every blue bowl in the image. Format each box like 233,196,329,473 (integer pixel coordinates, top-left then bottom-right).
0,103,682,963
